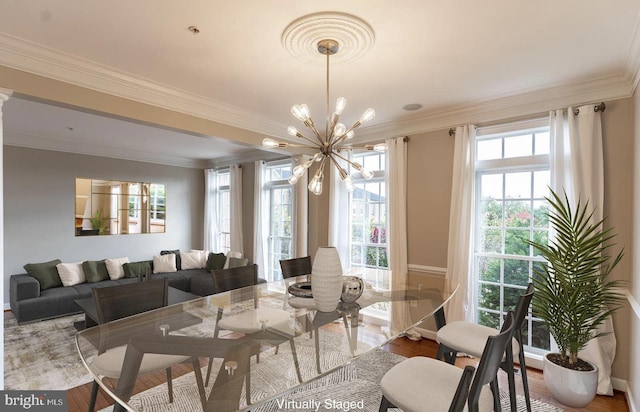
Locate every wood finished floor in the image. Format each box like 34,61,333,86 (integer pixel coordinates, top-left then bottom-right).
66,336,629,412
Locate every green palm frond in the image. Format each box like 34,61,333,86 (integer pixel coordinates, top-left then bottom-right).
527,189,625,364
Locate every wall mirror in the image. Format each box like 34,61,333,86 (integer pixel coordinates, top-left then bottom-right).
75,178,165,236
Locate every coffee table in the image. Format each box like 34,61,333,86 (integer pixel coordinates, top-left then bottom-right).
73,286,199,330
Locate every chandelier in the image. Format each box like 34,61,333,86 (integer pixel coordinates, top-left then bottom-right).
262,39,386,195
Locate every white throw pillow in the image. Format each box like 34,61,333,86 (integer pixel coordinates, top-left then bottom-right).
105,257,130,280
153,254,177,274
181,252,203,270
56,262,86,286
189,249,209,268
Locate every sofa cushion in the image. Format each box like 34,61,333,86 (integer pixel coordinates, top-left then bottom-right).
72,279,122,299
160,249,181,270
153,254,177,273
206,253,226,271
23,259,62,290
228,257,249,268
56,262,86,286
123,260,152,278
105,257,130,280
190,249,209,268
83,260,110,283
180,252,203,270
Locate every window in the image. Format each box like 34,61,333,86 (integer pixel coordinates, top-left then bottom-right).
474,119,551,352
150,184,165,221
263,160,295,281
216,169,231,253
348,151,388,271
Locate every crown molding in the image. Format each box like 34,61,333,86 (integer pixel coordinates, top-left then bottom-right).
0,33,285,138
354,71,636,143
4,130,206,169
204,149,287,169
1,32,639,148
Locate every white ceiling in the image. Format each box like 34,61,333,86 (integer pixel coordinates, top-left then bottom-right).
1,1,639,167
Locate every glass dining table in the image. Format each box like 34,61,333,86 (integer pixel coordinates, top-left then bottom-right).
75,269,458,412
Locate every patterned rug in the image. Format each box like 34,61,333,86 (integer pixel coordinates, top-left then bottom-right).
4,312,92,390
97,345,564,412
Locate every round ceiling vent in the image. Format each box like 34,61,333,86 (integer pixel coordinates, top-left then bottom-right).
282,12,375,65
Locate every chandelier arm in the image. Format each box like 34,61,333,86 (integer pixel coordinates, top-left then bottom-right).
295,132,323,147
328,154,349,180
331,151,358,168
325,47,330,145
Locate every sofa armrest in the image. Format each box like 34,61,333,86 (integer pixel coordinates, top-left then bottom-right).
10,274,41,302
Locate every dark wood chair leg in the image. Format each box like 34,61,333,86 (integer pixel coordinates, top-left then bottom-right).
490,379,501,412
516,330,532,412
88,381,99,412
378,395,394,412
204,357,215,387
165,367,173,403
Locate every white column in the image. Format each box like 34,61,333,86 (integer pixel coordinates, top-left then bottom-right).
0,87,14,389
293,155,308,257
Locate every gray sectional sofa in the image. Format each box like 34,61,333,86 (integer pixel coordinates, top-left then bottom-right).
9,251,249,324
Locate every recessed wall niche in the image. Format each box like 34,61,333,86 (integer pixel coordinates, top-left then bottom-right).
75,178,165,236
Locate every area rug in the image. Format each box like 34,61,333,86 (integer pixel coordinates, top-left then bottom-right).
4,312,92,390
98,346,563,412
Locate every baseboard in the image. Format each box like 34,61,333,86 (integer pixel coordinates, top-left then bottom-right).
625,381,637,412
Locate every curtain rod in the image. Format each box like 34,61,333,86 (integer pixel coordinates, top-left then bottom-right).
574,102,605,115
448,102,606,136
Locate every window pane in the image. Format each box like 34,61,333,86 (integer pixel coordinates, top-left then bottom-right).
481,174,503,199
533,201,549,228
481,199,503,228
534,132,550,155
477,139,502,161
532,320,550,350
478,310,500,329
503,259,529,286
478,284,500,311
504,134,532,158
504,229,530,256
504,200,530,228
478,257,501,282
480,229,502,253
533,171,550,198
505,172,531,199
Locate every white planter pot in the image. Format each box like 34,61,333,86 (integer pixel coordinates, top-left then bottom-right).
311,247,343,312
543,353,598,408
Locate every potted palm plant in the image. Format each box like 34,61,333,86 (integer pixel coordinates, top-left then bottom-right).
89,207,107,235
527,189,625,407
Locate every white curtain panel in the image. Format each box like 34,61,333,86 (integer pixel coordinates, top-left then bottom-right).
550,106,614,395
293,155,309,258
385,137,418,338
203,168,218,252
229,164,243,254
328,163,350,269
445,125,477,323
253,161,269,279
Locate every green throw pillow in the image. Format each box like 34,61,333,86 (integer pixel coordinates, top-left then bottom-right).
82,260,109,283
206,253,227,271
228,257,249,268
23,259,62,290
123,260,152,278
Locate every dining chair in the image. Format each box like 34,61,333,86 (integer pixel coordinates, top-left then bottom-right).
379,311,516,412
87,278,192,412
205,264,300,399
436,283,535,412
280,256,316,311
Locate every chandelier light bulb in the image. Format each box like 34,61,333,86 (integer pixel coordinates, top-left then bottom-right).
373,143,387,152
343,176,355,193
308,173,324,195
288,174,299,185
346,130,355,140
287,126,299,136
334,123,346,137
292,164,306,177
262,138,280,148
335,97,347,115
291,104,311,121
359,108,376,124
361,168,374,180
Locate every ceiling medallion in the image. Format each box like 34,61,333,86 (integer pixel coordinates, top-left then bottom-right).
281,12,375,65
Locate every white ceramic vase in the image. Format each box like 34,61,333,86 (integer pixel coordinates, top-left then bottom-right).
543,353,598,408
311,247,343,312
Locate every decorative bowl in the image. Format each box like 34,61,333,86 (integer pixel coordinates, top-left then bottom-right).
341,276,364,303
288,281,313,298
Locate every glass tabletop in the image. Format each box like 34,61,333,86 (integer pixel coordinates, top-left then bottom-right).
76,269,458,412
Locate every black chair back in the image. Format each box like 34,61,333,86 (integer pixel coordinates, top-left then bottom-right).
514,282,535,330
467,311,515,411
212,264,259,293
92,278,169,324
279,256,312,279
